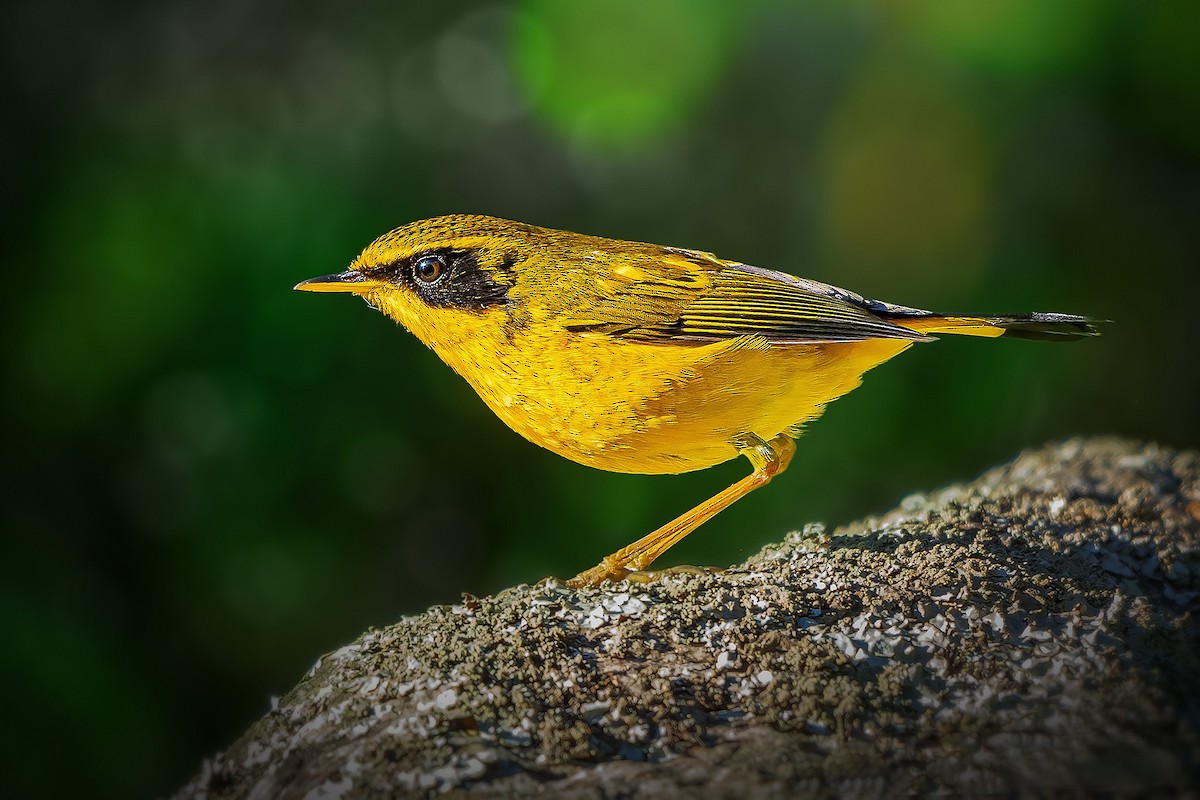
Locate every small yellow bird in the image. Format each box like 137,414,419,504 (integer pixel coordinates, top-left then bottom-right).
296,215,1097,587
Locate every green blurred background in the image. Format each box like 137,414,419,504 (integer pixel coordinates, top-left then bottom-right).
3,0,1198,796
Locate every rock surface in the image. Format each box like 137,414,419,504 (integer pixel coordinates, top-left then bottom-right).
177,438,1200,799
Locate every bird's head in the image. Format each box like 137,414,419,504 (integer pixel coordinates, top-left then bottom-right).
295,215,536,345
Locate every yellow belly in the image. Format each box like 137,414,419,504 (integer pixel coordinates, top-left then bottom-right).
435,321,913,475
608,337,914,472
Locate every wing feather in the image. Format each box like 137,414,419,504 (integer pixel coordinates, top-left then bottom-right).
561,251,927,344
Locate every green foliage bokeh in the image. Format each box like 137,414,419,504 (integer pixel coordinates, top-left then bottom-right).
2,1,1198,797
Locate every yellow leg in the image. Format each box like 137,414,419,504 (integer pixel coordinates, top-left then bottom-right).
564,432,796,588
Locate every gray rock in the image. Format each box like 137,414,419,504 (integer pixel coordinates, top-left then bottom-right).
176,438,1200,798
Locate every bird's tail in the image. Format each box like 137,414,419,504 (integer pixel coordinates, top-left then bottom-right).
886,312,1101,342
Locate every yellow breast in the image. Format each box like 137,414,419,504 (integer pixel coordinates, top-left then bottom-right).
387,297,912,475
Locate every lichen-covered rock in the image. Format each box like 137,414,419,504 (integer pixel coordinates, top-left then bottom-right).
176,438,1200,799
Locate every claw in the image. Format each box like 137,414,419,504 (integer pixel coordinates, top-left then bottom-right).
557,562,724,588
563,556,631,588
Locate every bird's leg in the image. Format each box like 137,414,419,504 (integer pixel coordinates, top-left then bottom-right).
563,432,796,588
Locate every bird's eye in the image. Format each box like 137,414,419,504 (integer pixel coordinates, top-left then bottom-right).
413,254,445,283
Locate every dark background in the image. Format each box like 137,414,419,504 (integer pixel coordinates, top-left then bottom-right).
3,1,1198,796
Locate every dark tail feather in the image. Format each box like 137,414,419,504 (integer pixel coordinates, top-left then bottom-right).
986,313,1102,342
882,310,1103,341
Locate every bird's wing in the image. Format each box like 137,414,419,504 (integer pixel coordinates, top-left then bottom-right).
561,249,929,344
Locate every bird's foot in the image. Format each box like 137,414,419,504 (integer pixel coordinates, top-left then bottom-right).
559,556,631,588
550,559,723,588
